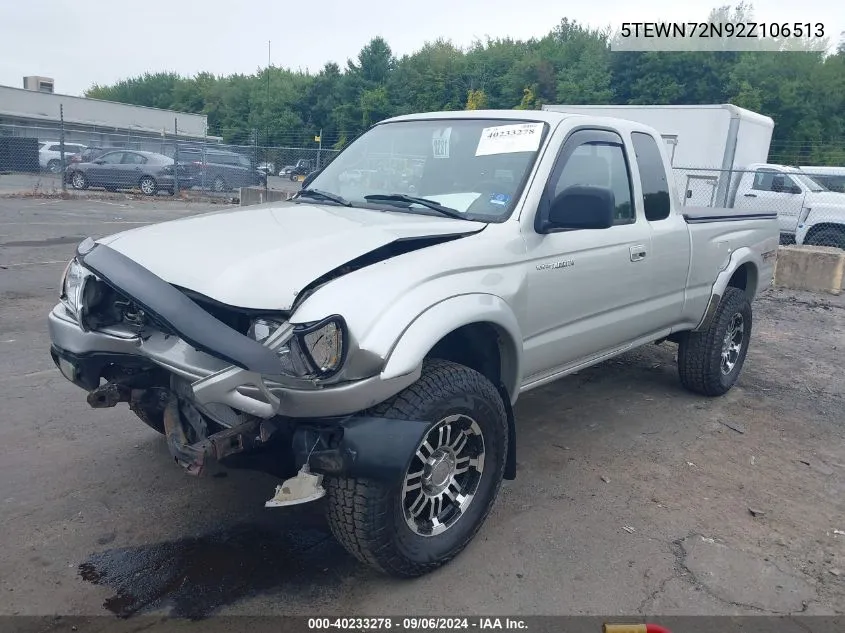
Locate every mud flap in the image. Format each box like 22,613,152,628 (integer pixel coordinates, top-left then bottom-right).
293,416,432,486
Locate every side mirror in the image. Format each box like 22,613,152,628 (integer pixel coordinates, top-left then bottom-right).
787,185,802,194
94,160,105,165
540,186,616,232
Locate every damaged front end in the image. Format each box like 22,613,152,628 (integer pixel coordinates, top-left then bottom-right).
48,237,441,489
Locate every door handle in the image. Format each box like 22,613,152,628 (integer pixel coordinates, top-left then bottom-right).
629,245,647,262
744,193,757,198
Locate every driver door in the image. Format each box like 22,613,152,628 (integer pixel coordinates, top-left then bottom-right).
90,151,125,187
742,169,805,233
520,129,655,384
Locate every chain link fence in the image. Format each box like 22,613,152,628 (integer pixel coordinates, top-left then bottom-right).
671,165,845,250
0,117,341,197
1,111,843,251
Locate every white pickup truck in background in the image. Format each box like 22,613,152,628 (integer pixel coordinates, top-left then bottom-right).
726,162,845,249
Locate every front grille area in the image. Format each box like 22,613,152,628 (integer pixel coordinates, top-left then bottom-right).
172,286,287,337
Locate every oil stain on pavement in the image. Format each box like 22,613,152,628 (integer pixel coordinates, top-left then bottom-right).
78,523,357,619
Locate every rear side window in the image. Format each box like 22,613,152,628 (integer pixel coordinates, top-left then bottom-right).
631,132,671,221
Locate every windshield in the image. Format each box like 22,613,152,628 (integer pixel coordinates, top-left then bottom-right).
790,171,828,192
304,118,548,221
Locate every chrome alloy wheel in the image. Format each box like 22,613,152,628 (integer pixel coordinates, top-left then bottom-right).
402,414,485,537
721,312,745,375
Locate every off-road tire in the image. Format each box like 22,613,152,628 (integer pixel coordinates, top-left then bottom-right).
678,286,752,396
325,359,508,578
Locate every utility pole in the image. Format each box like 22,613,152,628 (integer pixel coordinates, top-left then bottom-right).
265,40,270,195
316,128,323,170
173,118,180,194
59,104,66,192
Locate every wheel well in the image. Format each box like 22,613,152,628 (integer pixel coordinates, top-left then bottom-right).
727,262,757,301
425,322,519,398
806,223,845,243
426,322,518,480
427,323,502,384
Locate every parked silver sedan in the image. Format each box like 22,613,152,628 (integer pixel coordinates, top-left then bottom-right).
65,150,192,195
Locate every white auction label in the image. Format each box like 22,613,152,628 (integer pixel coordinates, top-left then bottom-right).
432,127,452,158
475,123,543,156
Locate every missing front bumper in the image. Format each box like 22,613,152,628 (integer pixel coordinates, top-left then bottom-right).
162,389,430,486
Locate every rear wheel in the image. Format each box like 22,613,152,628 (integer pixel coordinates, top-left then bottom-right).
325,359,508,577
678,287,752,396
70,171,88,190
47,159,62,173
212,176,227,192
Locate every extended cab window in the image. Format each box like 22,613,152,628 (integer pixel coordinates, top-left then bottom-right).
553,141,634,224
752,170,798,193
631,132,671,221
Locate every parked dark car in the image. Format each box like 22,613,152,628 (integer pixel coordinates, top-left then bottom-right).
279,158,315,180
65,150,192,195
177,147,266,192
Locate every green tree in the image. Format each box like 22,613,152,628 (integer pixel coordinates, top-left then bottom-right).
465,89,488,109
83,4,845,165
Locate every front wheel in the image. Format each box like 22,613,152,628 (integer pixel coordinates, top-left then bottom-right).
326,359,508,577
678,287,752,396
47,159,62,173
804,226,845,250
139,176,157,196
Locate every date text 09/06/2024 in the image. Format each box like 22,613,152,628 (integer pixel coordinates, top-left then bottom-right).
307,618,528,630
620,22,825,39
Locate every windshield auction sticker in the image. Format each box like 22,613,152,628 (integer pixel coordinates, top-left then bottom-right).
475,123,543,156
432,128,452,158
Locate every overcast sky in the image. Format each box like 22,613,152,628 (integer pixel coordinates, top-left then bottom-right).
1,0,842,96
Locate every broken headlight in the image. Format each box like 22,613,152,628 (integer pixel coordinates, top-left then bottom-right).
59,258,89,318
250,315,346,379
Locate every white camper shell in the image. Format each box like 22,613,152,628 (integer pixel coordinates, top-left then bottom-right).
541,104,774,207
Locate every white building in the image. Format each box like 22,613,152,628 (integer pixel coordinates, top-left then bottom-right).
0,83,215,151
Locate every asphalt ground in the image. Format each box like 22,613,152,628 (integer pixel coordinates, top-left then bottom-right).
1,197,843,621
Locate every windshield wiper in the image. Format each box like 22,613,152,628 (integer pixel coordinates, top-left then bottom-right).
364,193,468,220
296,188,352,206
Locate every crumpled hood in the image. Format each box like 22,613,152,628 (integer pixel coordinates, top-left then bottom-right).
97,202,482,310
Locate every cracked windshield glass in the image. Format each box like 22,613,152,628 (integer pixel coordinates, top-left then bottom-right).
305,118,547,220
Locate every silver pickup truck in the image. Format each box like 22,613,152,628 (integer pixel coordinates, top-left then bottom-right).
48,110,779,577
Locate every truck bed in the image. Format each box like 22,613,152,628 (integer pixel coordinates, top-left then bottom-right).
682,207,777,224
679,206,779,329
